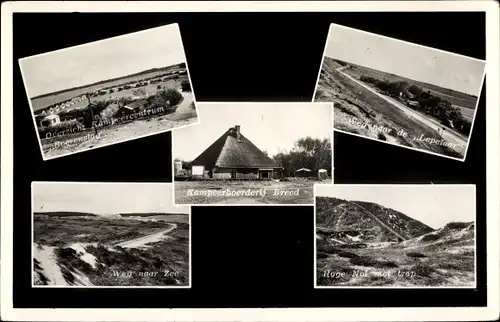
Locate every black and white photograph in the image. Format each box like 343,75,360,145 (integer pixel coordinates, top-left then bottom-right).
173,102,333,205
315,184,476,288
19,23,198,161
314,23,486,161
32,182,191,287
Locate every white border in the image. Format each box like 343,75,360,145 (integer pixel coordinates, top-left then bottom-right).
18,22,201,161
2,1,499,322
312,22,486,162
30,181,192,289
171,101,334,206
313,183,477,289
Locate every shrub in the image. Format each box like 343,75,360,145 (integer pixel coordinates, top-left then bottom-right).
375,260,399,268
377,132,387,141
445,222,470,230
421,234,440,242
350,256,378,267
181,80,192,92
37,119,85,138
336,250,359,259
406,252,427,258
412,264,435,277
160,88,183,106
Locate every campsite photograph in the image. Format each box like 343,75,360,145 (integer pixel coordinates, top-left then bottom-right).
19,23,198,160
173,102,333,205
32,182,190,287
315,184,476,288
314,23,485,161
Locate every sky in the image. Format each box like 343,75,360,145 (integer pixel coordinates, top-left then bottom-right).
315,185,475,229
325,24,485,96
20,23,186,98
173,102,333,161
32,182,188,215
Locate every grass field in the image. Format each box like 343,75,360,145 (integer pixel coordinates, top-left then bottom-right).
33,213,190,286
314,57,464,159
174,179,328,204
30,64,186,112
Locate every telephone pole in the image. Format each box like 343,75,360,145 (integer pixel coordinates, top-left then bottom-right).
85,93,99,135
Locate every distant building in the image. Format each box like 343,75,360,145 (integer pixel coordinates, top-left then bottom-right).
40,114,61,127
174,161,183,174
115,99,148,118
190,125,282,179
295,168,313,177
318,169,329,180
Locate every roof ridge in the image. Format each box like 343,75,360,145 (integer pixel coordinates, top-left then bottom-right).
214,133,232,167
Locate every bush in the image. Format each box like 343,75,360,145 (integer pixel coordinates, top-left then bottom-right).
412,264,435,277
377,132,387,141
181,80,192,92
160,88,183,106
421,234,440,242
350,255,378,267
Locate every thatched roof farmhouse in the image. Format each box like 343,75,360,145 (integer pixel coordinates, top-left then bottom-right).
190,125,282,179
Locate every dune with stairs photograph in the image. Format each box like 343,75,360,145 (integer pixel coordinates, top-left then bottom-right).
172,102,333,205
32,182,190,288
314,23,485,161
19,23,198,161
315,184,476,288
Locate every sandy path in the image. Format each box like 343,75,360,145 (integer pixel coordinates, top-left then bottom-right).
33,245,68,286
337,68,468,156
115,224,177,249
165,92,197,121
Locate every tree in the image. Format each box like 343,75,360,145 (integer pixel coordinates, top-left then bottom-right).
273,137,332,177
181,80,192,92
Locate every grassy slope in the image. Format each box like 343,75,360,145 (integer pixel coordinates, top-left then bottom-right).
314,57,462,158
334,59,479,109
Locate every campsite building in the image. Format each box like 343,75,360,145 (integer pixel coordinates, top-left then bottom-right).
39,114,61,127
114,99,147,118
190,125,282,179
295,168,313,178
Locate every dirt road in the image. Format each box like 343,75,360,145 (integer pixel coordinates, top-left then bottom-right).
115,223,177,249
337,67,468,156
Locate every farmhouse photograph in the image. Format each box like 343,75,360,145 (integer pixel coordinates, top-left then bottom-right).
173,102,333,205
32,182,190,287
315,184,476,288
314,23,485,161
19,23,198,160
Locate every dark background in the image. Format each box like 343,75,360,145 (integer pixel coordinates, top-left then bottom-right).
13,12,486,308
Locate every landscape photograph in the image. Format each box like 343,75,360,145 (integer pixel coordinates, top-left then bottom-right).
314,23,485,161
315,184,476,288
32,182,190,287
19,23,198,160
173,102,333,205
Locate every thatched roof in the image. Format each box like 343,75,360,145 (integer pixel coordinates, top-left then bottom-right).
191,125,281,169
